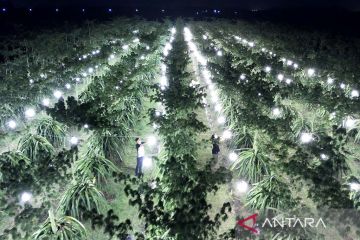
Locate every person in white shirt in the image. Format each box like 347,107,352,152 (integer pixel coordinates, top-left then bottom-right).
135,138,145,176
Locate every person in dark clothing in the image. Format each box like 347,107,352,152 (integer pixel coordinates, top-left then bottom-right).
135,138,145,176
211,134,220,160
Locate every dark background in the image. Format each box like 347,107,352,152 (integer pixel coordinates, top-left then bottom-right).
1,0,360,36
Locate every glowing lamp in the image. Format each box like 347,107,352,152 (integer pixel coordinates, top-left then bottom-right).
229,152,238,162
53,90,63,99
7,120,17,129
25,108,36,118
300,132,313,143
70,136,79,145
42,98,50,106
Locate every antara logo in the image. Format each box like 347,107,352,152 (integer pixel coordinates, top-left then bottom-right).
237,214,327,235
237,213,259,234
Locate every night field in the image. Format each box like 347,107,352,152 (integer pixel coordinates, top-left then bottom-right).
1,1,360,239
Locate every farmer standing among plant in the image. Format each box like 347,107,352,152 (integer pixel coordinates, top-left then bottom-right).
211,134,220,160
135,137,145,176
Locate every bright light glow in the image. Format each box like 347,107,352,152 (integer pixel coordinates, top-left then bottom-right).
340,83,346,89
53,90,63,99
203,35,208,40
122,45,129,50
235,180,249,193
286,60,293,66
146,45,150,50
300,132,313,143
248,42,254,47
171,27,176,34
240,74,246,80
143,157,153,168
84,124,89,129
351,89,359,98
217,116,226,124
265,66,271,73
20,192,32,203
277,74,284,81
285,78,292,84
344,117,357,129
160,76,168,86
222,130,232,140
42,98,50,106
25,108,36,118
272,107,281,116
88,67,94,73
217,50,223,56
65,83,71,89
155,111,161,117
327,77,334,84
70,136,79,145
293,63,299,69
320,153,329,160
229,152,238,162
147,136,157,147
307,68,315,77
153,123,159,129
215,104,222,112
75,77,80,82
7,120,17,129
109,54,115,59
350,183,360,191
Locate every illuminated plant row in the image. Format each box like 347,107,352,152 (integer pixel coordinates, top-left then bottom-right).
0,22,170,239
189,24,359,238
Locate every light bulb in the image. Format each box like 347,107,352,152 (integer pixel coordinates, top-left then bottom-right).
25,108,36,118
42,98,50,106
65,83,71,89
277,74,284,81
293,63,299,69
327,77,334,84
20,192,32,203
340,83,346,89
217,116,226,124
320,153,329,160
300,132,313,143
248,42,254,47
240,74,246,80
203,35,208,40
7,120,17,129
344,117,357,129
235,180,249,193
84,124,89,129
264,66,271,73
53,90,63,99
351,90,359,98
88,67,94,73
272,107,281,116
70,136,79,145
155,111,161,117
222,130,232,140
171,27,176,34
307,68,315,77
285,78,292,84
286,60,293,66
217,50,222,56
229,152,238,161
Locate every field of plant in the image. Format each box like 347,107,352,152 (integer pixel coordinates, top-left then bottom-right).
1,18,360,239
